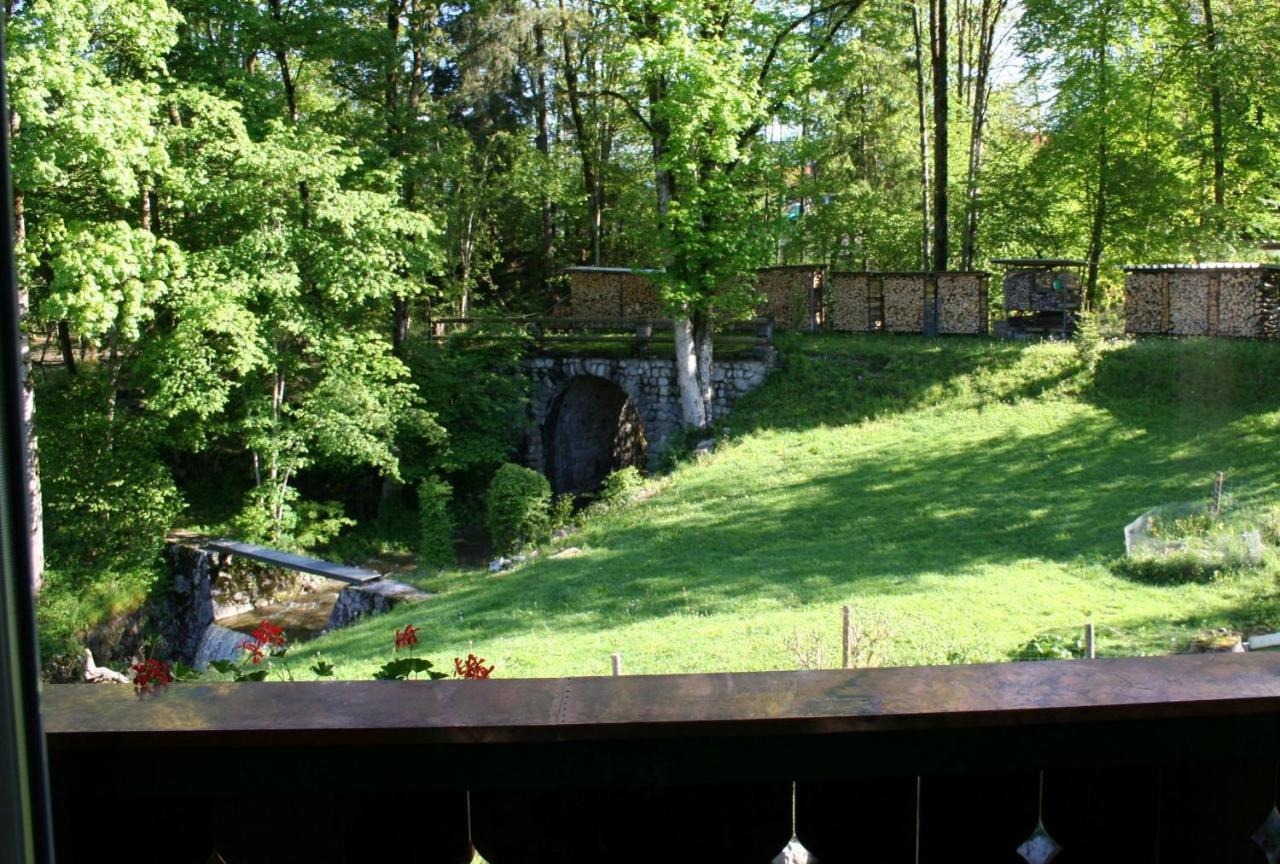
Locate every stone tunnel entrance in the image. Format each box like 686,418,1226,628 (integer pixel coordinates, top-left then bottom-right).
544,376,647,494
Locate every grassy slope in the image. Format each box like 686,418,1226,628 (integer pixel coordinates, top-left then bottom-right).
301,335,1280,679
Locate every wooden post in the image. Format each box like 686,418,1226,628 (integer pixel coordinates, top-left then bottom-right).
611,653,623,676
1085,623,1096,659
1212,471,1225,517
842,605,852,669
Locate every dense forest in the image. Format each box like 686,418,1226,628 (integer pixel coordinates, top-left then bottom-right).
6,0,1279,657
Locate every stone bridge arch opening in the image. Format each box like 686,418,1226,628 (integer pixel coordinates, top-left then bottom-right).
544,375,646,495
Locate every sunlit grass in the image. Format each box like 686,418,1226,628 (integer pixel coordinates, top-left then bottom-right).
299,335,1280,679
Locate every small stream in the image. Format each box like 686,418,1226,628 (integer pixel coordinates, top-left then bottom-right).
218,583,345,642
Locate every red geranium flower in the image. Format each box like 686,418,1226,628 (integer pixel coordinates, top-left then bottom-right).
131,658,172,689
394,624,420,651
252,620,286,647
241,640,265,665
453,654,494,679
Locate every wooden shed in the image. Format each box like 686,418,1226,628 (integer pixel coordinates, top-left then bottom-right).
1122,264,1280,338
558,266,663,318
992,258,1085,338
755,265,824,331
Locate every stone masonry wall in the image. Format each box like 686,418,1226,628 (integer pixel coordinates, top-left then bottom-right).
524,354,772,472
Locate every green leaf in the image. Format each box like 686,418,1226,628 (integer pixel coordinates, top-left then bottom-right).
372,657,437,680
310,660,335,678
171,662,201,682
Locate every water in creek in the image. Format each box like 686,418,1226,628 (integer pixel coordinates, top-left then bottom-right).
217,580,346,643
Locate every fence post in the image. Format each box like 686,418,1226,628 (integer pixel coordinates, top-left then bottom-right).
1084,623,1096,659
611,653,623,676
842,605,852,669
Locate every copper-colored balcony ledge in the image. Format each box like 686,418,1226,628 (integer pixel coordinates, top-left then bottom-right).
41,651,1280,749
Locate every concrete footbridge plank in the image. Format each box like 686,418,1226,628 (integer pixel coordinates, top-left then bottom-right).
206,539,382,585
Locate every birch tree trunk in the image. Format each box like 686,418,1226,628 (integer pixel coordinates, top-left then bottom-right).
1085,0,1111,309
13,168,42,593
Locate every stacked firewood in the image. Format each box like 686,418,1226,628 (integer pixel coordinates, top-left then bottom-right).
568,270,623,317
828,272,874,331
1124,272,1167,333
1168,272,1212,335
938,273,988,335
1124,267,1278,338
756,267,822,330
883,275,925,332
1217,269,1265,337
620,274,662,317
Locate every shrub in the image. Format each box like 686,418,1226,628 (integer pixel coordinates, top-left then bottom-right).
485,463,551,553
1010,632,1086,661
418,477,455,570
599,466,644,505
549,493,575,531
1073,308,1104,374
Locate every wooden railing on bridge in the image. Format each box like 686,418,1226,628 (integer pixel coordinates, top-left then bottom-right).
426,315,775,357
41,652,1280,863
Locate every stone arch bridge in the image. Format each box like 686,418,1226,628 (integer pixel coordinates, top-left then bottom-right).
523,354,772,494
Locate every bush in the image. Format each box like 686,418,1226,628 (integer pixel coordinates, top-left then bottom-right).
549,493,575,531
485,463,551,553
418,477,455,570
599,466,645,505
1073,308,1104,374
1010,632,1086,661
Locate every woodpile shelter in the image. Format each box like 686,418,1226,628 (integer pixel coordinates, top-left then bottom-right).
755,265,824,331
1122,263,1280,338
992,258,1085,338
828,271,988,335
556,266,663,318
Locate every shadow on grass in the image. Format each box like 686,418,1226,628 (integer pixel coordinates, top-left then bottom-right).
309,336,1280,666
312,398,1280,664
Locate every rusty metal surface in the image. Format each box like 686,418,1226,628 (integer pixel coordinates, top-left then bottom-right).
42,653,1280,749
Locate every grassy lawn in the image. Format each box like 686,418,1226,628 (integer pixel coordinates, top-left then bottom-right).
298,334,1280,679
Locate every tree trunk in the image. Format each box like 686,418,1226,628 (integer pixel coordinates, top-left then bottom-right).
911,2,931,271
13,173,42,593
534,14,555,285
140,185,152,232
960,0,1004,270
1085,4,1111,308
56,322,76,375
929,0,949,272
673,313,714,430
559,5,603,265
645,66,712,430
1201,0,1225,211
268,0,309,226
